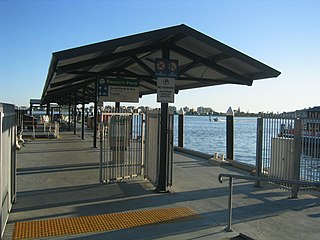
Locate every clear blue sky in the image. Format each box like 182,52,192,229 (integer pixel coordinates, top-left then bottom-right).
1,0,319,113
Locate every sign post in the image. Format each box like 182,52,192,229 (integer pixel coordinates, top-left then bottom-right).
155,57,178,192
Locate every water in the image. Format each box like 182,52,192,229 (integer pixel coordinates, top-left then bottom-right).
173,115,257,165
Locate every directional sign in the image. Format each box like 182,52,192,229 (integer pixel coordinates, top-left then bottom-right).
157,77,175,103
97,78,139,103
98,77,108,96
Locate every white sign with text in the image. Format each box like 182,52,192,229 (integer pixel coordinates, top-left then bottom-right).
157,77,175,103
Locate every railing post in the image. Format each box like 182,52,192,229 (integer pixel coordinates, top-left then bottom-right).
226,176,233,232
255,117,263,187
291,118,302,198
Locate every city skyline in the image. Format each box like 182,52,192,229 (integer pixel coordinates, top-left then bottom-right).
1,0,319,113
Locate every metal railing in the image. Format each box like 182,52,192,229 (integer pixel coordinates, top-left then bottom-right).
300,118,320,183
256,115,320,191
218,173,320,232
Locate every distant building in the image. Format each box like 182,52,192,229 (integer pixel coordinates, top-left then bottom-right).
197,106,205,115
307,106,320,119
197,106,213,115
183,106,190,113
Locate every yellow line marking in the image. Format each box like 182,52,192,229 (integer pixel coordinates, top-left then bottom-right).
12,207,200,239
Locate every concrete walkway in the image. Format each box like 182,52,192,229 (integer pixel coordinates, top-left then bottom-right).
3,131,320,239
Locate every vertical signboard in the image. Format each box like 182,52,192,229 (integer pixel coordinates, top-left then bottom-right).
156,77,175,103
155,59,178,103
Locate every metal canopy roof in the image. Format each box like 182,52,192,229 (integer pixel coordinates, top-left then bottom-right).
41,24,280,105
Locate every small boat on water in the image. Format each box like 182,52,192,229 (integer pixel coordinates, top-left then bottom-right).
208,111,224,122
209,115,220,122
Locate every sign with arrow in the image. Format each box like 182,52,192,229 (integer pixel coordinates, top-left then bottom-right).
98,77,139,103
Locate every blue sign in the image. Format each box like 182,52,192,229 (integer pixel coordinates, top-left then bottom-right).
155,59,179,78
98,77,108,96
97,78,140,102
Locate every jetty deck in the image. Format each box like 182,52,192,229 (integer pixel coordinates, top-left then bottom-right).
3,131,320,240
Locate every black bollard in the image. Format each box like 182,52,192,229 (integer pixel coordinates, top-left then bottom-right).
178,111,184,148
226,107,234,160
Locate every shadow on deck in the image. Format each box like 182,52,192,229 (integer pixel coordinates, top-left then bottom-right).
3,131,320,240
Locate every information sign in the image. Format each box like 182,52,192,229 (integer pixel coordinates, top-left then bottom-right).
97,78,139,103
157,77,175,103
155,58,178,103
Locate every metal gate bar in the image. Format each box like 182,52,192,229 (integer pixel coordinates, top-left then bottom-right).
300,118,320,183
256,114,320,192
100,113,143,183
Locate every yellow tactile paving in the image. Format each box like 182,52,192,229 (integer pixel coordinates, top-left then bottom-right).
12,207,200,239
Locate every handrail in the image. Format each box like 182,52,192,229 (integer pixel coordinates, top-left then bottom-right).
218,173,320,187
218,173,320,232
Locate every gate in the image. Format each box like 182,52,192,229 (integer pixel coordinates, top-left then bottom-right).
1,103,17,238
300,118,320,183
256,113,320,191
144,110,174,188
99,113,144,183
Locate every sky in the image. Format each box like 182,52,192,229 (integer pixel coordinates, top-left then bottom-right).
0,0,319,113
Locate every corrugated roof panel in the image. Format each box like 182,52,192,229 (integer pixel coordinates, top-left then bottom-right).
176,36,222,59
219,57,261,75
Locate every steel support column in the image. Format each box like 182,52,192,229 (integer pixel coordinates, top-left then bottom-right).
157,47,170,192
115,102,120,113
73,100,77,135
81,101,85,140
93,79,98,148
46,103,50,116
68,104,71,131
29,104,33,115
50,108,54,121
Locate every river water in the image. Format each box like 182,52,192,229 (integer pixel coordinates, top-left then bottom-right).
173,115,257,166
